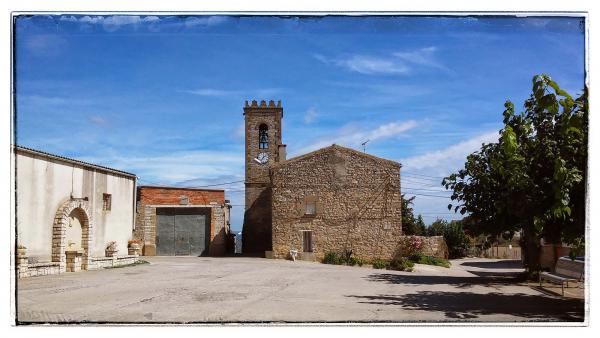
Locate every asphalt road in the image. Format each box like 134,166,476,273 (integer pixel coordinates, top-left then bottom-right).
16,256,585,323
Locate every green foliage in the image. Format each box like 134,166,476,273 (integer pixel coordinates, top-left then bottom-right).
323,251,343,265
323,250,365,266
568,237,585,260
409,251,425,262
426,219,470,258
407,251,451,268
443,75,588,271
372,259,390,269
348,256,364,266
389,257,414,271
401,195,427,235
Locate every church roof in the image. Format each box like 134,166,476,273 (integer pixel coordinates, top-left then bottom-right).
271,144,401,170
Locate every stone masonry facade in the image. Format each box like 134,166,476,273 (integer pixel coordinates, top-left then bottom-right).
134,186,229,256
270,144,403,261
242,100,284,254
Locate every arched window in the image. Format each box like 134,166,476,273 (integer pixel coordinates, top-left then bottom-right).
259,124,269,149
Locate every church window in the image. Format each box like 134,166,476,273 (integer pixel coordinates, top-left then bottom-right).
305,200,316,215
259,124,269,149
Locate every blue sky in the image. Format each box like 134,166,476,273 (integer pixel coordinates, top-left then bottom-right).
14,15,586,233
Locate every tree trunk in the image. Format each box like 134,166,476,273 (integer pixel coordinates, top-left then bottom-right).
521,225,541,273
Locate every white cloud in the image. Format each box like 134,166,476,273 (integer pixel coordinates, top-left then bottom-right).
184,89,235,97
185,16,228,27
316,46,447,75
393,46,446,70
400,131,499,177
303,107,318,124
296,120,418,154
80,150,243,183
59,15,175,32
336,55,409,75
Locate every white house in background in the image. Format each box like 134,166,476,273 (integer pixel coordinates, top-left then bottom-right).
13,145,137,274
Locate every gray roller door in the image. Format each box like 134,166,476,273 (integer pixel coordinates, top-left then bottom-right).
156,208,209,256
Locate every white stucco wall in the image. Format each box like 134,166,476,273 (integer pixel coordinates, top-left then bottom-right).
15,149,136,260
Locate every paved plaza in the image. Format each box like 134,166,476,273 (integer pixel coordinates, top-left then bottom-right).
16,257,585,323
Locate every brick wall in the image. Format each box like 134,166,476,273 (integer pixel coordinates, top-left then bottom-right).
138,187,224,205
271,145,403,261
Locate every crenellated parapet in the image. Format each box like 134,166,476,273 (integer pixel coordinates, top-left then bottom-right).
244,100,282,108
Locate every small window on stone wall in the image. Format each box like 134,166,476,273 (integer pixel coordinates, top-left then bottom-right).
103,193,112,211
305,200,316,215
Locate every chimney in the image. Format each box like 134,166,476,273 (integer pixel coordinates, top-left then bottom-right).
278,144,287,162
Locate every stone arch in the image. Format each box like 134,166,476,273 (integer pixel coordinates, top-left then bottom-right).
52,199,94,271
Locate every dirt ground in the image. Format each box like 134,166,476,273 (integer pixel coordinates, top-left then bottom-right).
15,257,585,324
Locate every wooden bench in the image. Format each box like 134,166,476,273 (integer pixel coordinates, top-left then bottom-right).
539,257,584,296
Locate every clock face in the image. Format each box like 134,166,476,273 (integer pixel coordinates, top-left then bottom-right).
257,152,269,165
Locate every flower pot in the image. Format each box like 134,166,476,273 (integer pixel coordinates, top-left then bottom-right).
105,249,118,257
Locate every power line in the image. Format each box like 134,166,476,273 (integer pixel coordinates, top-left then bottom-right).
404,192,451,199
403,171,447,179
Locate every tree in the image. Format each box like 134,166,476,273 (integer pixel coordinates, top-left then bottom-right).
443,75,587,272
426,218,469,258
401,194,426,235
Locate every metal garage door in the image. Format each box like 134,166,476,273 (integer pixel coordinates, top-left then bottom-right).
156,208,209,256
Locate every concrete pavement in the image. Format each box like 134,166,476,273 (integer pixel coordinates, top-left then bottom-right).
16,257,585,323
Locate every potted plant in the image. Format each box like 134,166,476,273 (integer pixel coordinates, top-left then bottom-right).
105,241,118,257
16,244,27,257
128,240,141,255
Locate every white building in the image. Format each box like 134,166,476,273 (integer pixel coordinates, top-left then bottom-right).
14,146,137,274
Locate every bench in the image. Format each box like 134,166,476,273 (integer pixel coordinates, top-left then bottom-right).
539,257,584,296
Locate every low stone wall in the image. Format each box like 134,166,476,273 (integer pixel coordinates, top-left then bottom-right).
395,236,448,259
18,262,61,278
17,249,140,278
88,255,139,270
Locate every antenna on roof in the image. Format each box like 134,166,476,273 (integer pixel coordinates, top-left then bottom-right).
361,139,370,153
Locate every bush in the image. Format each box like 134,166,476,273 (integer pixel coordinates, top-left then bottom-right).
323,251,343,265
416,255,451,268
348,257,365,267
372,259,390,269
409,251,425,262
389,257,414,271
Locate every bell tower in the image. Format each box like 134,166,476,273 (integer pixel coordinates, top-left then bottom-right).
242,100,284,254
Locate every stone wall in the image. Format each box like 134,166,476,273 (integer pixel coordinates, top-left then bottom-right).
271,145,402,261
395,236,449,259
243,100,283,254
134,186,228,256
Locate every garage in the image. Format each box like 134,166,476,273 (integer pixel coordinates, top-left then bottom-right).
134,186,231,257
156,208,210,256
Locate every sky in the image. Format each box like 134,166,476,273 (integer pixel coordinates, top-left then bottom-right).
14,15,586,233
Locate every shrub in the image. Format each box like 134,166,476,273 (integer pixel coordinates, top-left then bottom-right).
416,255,451,268
323,251,342,265
372,259,390,269
409,251,425,262
348,256,365,266
389,257,415,271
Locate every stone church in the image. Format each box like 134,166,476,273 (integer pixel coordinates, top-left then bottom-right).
242,100,403,261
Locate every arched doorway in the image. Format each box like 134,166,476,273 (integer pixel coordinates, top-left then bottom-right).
52,199,94,272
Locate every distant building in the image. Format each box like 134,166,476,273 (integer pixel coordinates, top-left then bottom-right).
14,146,137,275
242,100,403,261
134,186,231,256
